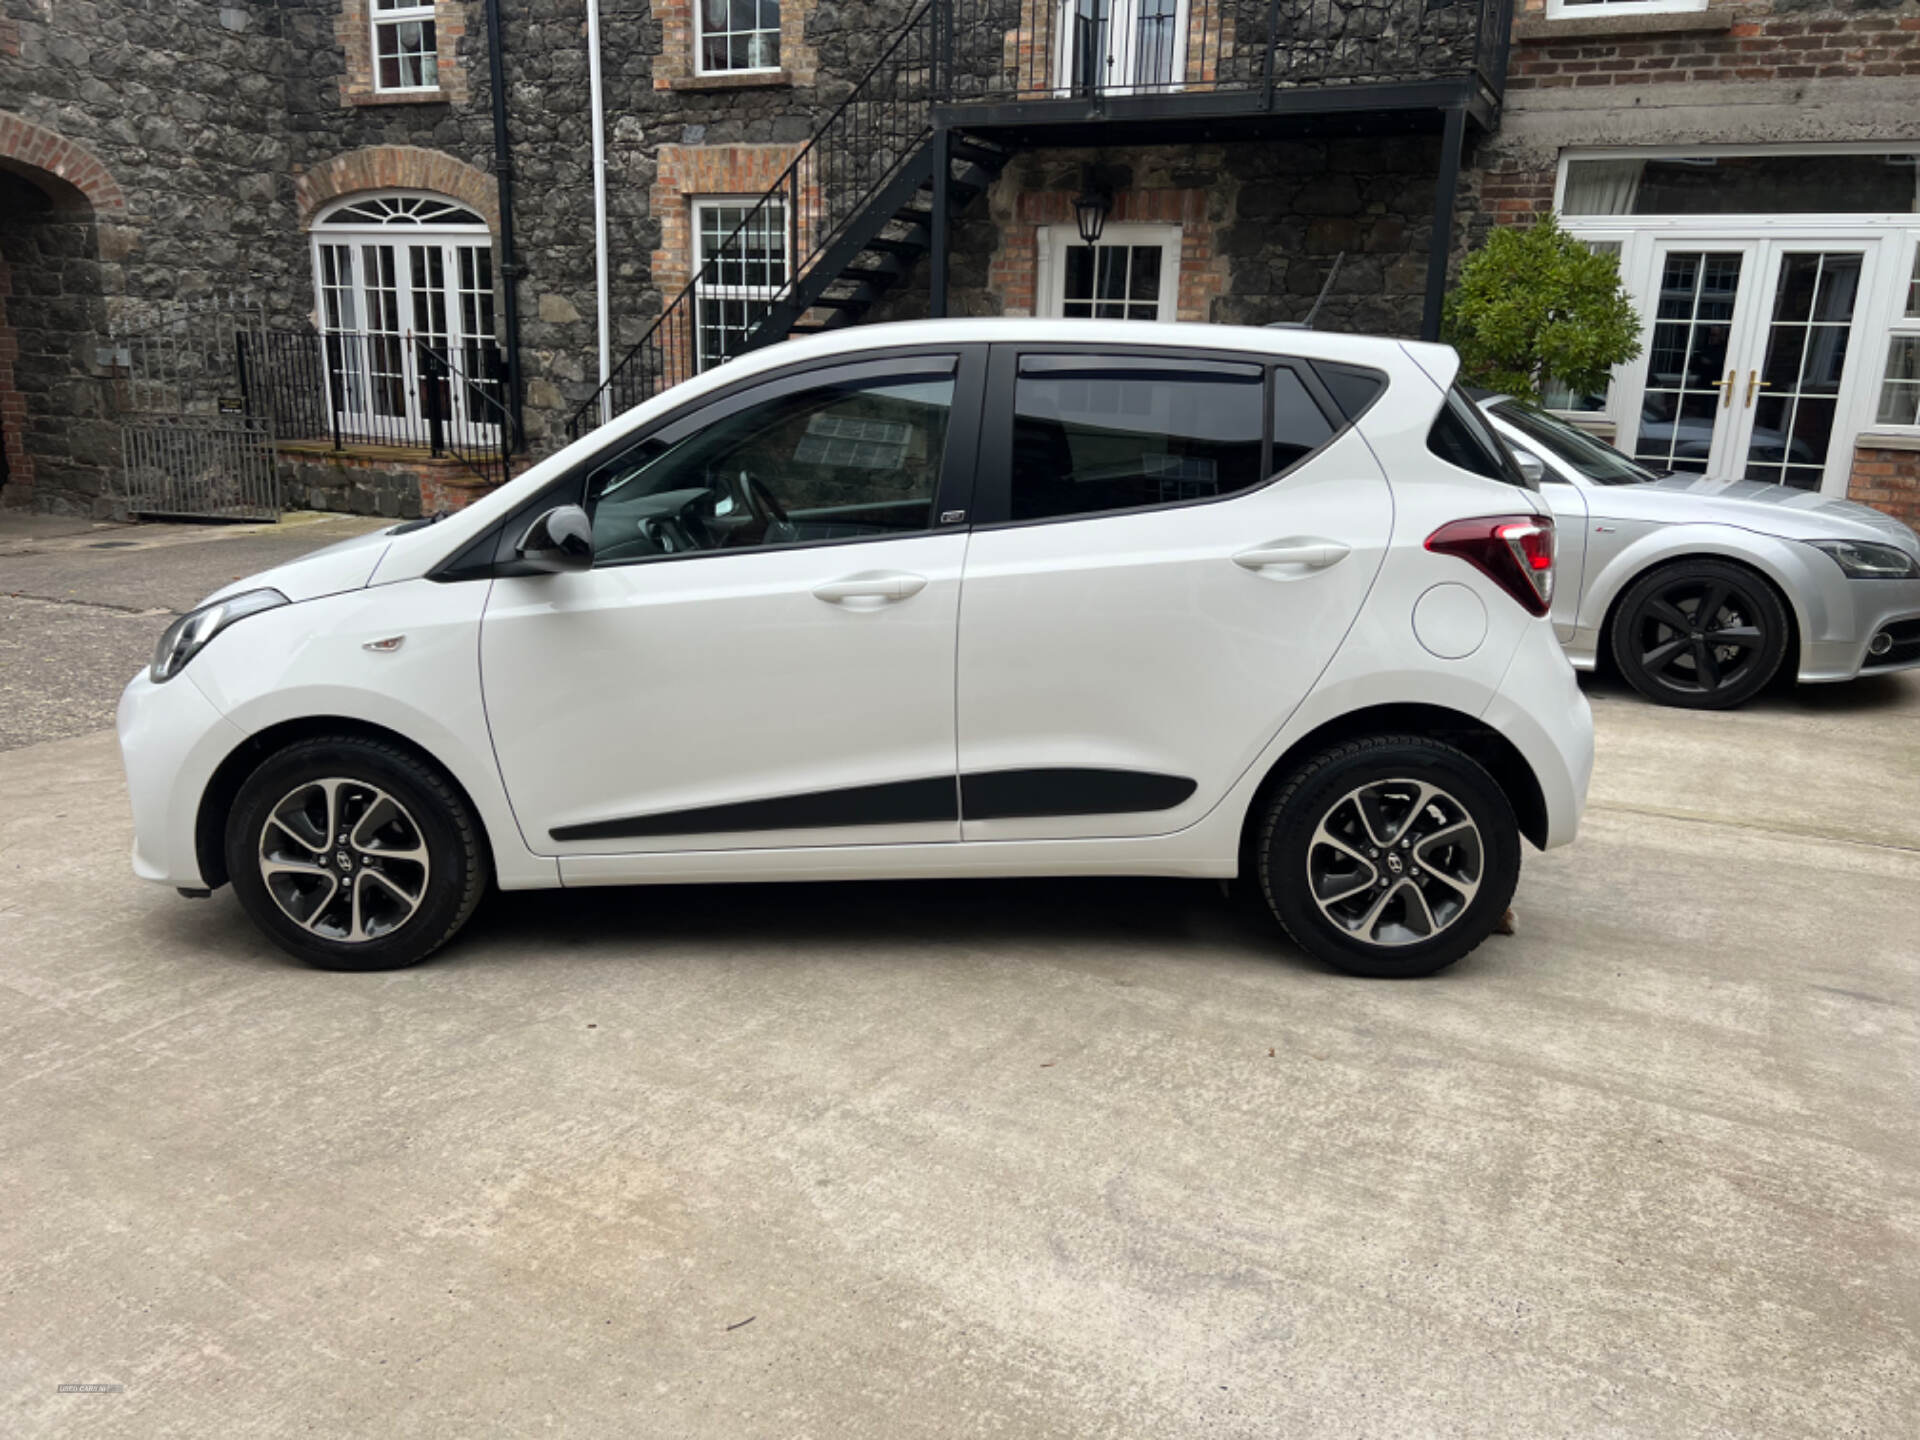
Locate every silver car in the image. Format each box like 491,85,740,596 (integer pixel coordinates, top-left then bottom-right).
1480,398,1920,709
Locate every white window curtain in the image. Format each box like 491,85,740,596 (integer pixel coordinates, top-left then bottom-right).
1562,159,1645,218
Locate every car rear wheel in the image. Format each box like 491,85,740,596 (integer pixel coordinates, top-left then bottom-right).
1255,736,1522,979
225,735,487,971
1609,559,1788,710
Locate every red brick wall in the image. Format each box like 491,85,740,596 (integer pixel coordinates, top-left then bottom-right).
1847,446,1920,529
1507,11,1920,92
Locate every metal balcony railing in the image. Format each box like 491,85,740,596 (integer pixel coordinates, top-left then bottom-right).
565,0,1513,440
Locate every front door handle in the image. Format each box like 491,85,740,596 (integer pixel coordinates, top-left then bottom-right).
812,571,928,605
1233,540,1351,571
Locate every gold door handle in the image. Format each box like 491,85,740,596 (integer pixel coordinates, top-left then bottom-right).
1746,370,1771,408
1721,369,1736,409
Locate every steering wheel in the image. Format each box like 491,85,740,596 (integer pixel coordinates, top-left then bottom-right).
740,470,788,528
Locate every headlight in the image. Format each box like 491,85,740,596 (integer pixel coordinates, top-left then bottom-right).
150,588,288,682
1806,540,1920,581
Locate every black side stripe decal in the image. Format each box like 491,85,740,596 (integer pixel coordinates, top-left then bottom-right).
547,768,1196,843
550,777,958,843
959,768,1197,820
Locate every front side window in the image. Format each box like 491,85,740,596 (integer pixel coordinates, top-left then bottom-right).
373,0,439,92
1493,401,1658,486
693,199,788,371
1009,356,1267,521
1877,245,1920,427
698,0,781,74
586,365,954,564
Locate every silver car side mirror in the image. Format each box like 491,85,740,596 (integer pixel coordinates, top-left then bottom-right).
1512,448,1548,486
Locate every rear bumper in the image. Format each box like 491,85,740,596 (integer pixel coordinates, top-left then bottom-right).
1482,619,1593,851
117,669,246,889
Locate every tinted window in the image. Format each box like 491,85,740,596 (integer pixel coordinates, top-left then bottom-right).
1491,401,1658,486
1011,357,1265,521
1312,362,1387,420
586,368,953,564
1428,385,1528,486
1272,367,1336,471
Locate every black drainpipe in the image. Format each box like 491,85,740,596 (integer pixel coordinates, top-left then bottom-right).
484,0,525,444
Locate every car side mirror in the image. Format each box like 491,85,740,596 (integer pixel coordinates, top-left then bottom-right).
515,504,594,573
1512,448,1548,486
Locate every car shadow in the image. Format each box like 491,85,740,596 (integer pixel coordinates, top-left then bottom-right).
461,873,1328,974
1577,667,1920,718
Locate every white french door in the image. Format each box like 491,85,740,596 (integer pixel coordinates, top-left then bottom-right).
1619,236,1882,492
1055,0,1188,96
313,235,500,447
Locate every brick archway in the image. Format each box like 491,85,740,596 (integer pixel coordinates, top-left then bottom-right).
0,110,126,215
295,147,499,232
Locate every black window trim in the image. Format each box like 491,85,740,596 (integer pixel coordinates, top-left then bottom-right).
429,343,988,582
968,341,1360,533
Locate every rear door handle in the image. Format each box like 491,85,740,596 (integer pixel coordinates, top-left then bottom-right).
812,571,929,605
1233,539,1351,571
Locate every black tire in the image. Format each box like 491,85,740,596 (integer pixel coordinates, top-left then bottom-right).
1609,558,1789,710
225,735,487,971
1255,735,1522,979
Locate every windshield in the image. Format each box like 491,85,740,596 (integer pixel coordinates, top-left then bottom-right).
1490,401,1659,486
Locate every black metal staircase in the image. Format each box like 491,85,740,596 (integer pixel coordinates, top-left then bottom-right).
566,0,1514,442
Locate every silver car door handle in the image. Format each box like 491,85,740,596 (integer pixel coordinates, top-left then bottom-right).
812,571,929,604
1233,540,1351,571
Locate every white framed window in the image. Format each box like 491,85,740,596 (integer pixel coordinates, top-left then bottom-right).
309,191,499,442
372,0,439,93
696,0,782,75
1038,222,1181,322
1545,0,1706,19
1877,243,1920,428
692,198,789,371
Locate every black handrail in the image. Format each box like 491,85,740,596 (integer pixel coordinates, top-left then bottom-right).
237,328,517,488
566,1,1513,440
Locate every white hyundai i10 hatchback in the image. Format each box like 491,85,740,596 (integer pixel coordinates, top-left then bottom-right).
118,320,1592,979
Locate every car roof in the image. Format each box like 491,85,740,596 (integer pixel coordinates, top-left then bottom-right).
379,320,1461,583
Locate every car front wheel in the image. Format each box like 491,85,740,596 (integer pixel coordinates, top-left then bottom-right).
225,735,487,971
1256,736,1522,979
1609,559,1788,709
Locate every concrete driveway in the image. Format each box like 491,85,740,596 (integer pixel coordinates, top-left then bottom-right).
2,518,1916,1438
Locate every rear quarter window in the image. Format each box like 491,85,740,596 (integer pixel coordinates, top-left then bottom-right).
1428,386,1533,488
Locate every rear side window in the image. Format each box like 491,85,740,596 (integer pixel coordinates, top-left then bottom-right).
1011,357,1267,521
1428,385,1529,486
1272,367,1336,472
1311,362,1387,421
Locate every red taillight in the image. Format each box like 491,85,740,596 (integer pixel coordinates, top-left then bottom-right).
1425,514,1556,617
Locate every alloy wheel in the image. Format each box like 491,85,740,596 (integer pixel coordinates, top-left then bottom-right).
1305,778,1483,948
1631,577,1768,698
257,777,431,943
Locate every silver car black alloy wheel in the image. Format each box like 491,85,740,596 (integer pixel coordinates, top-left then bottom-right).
258,777,431,943
1305,778,1483,948
1632,577,1767,697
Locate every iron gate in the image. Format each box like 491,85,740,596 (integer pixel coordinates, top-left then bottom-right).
108,304,282,521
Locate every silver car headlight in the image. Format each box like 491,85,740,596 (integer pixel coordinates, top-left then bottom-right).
1806,540,1920,581
151,588,288,683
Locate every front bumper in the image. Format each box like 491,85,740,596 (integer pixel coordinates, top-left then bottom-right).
1798,576,1920,682
117,668,248,889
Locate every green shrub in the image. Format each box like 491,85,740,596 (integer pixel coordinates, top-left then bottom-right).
1442,214,1642,406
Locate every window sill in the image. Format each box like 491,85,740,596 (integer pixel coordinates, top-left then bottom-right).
1855,432,1920,454
347,89,449,108
671,70,795,92
1513,9,1732,43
